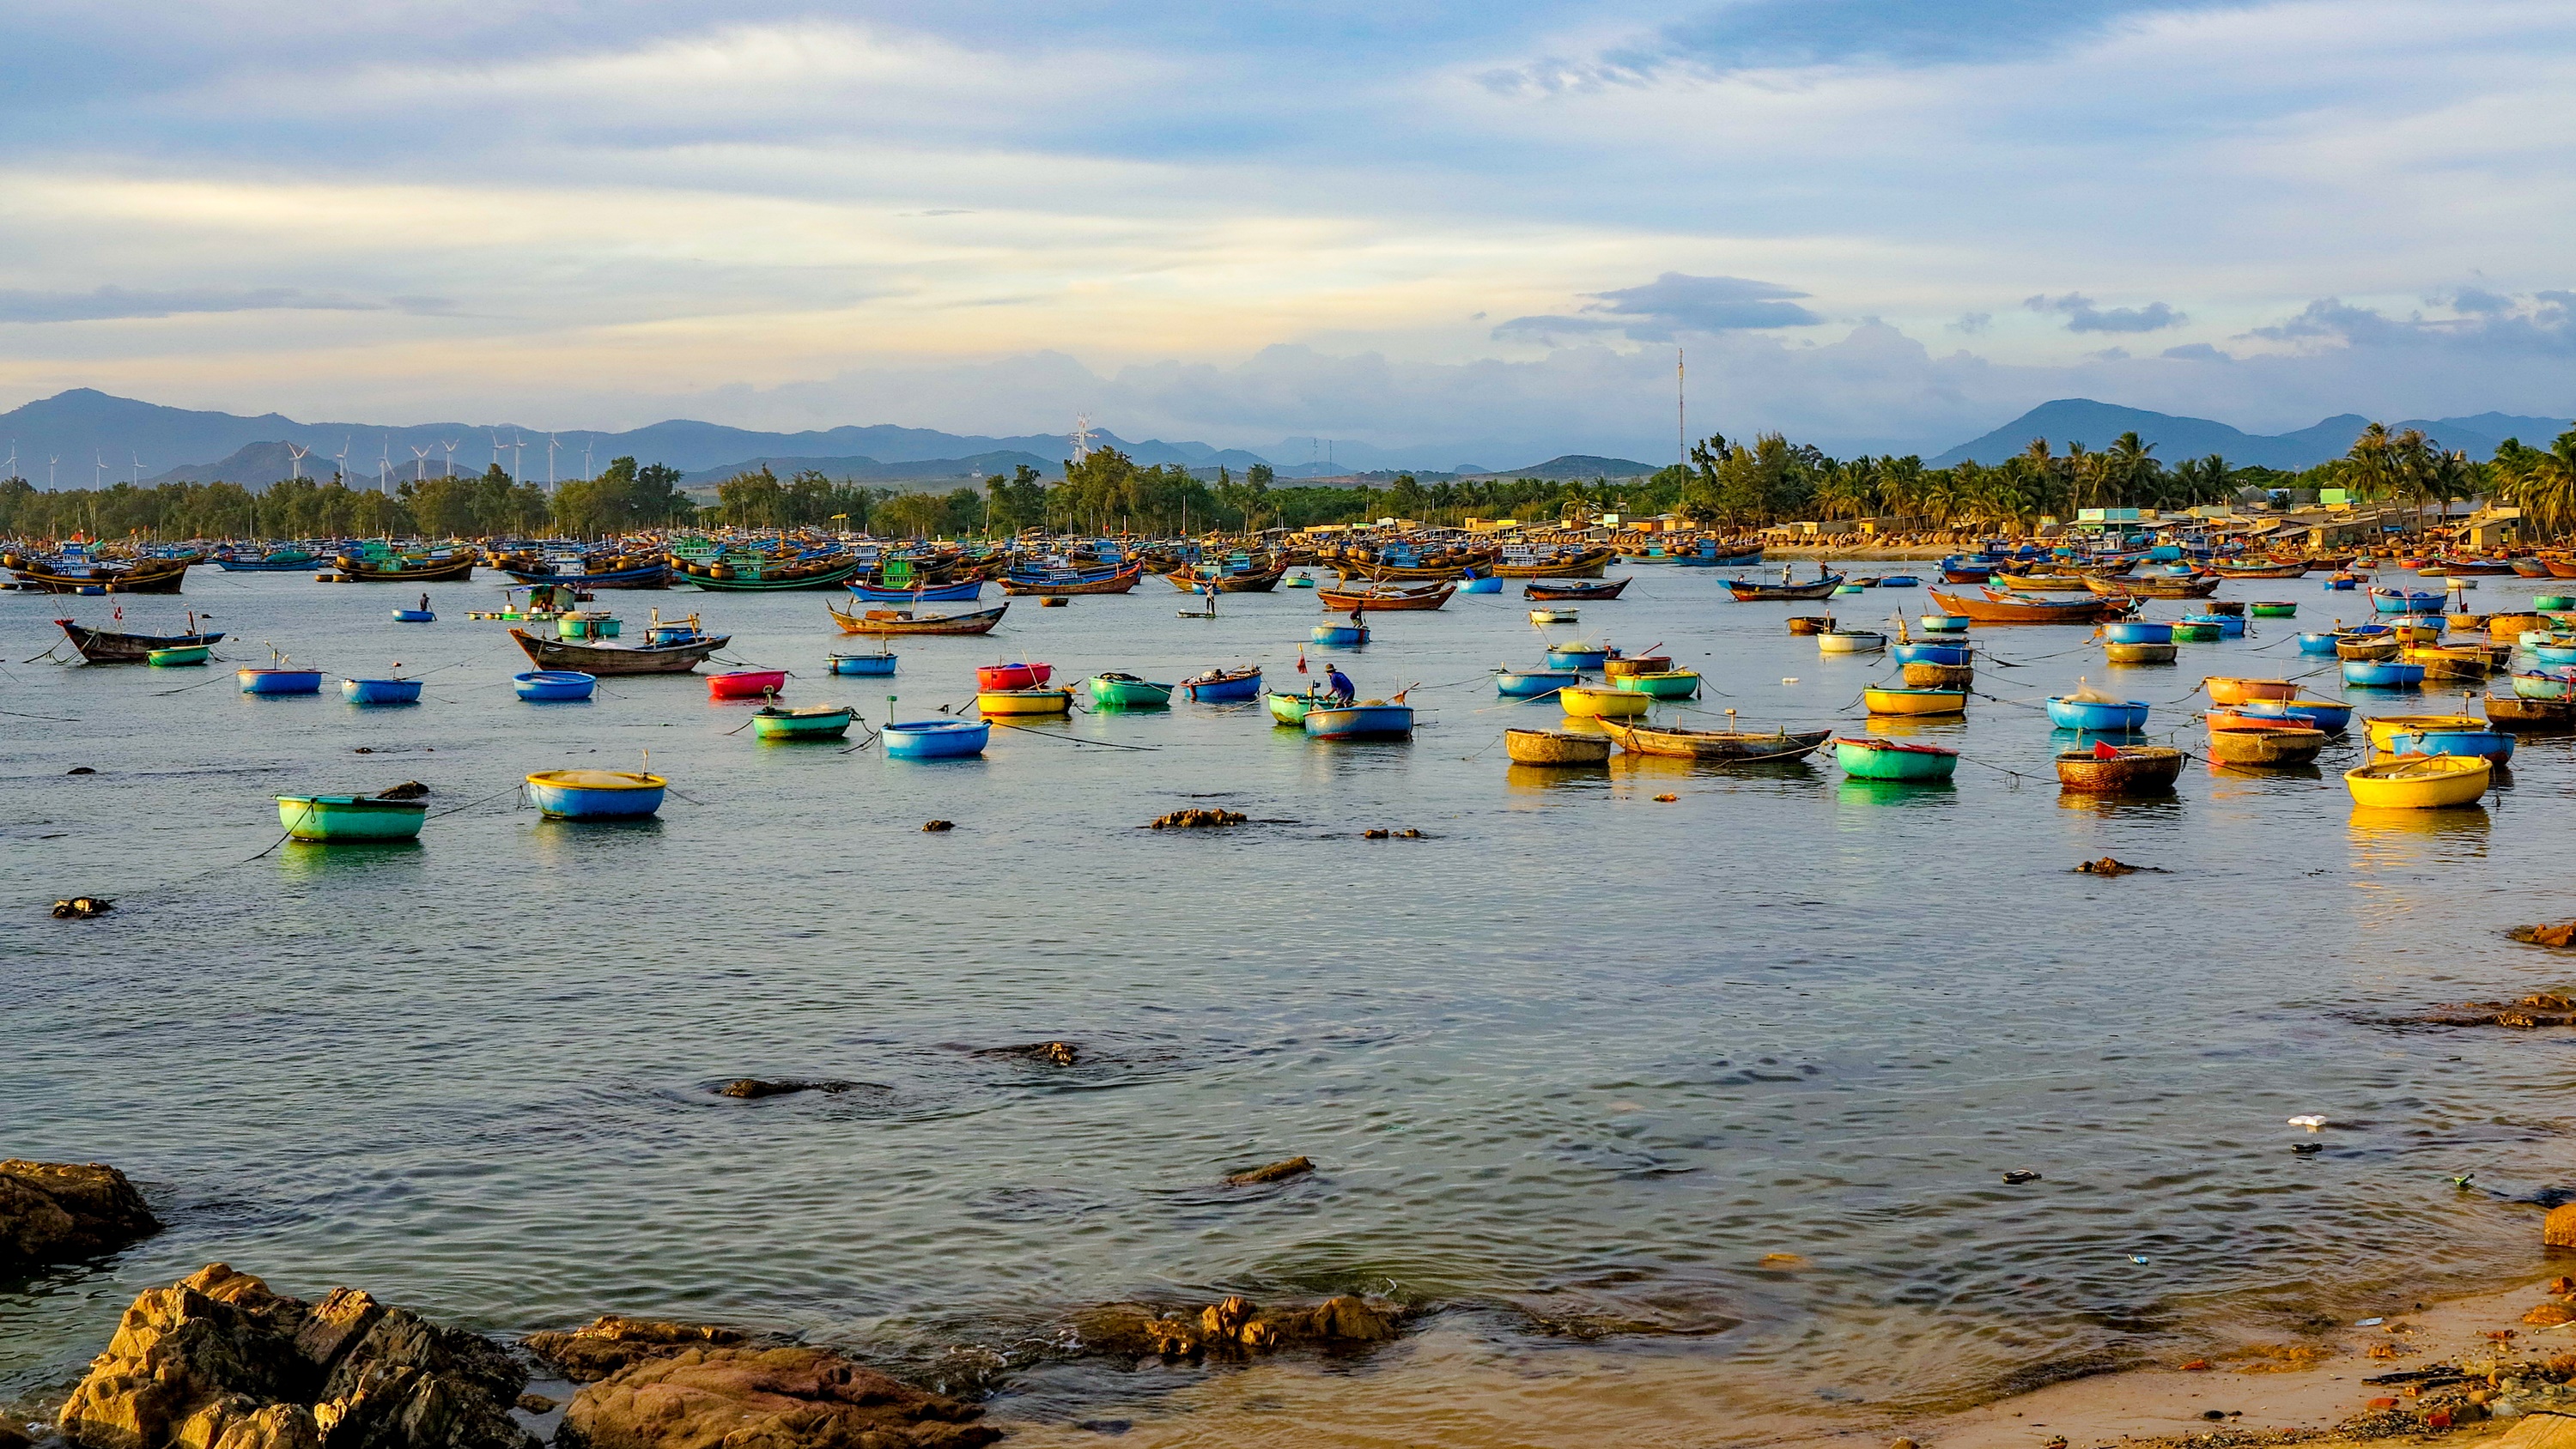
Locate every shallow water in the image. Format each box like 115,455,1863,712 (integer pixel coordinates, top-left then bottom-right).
5,563,2573,1441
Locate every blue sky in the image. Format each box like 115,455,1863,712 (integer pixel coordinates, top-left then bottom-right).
1,0,2570,464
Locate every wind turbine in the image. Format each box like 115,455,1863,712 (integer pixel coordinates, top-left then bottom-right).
511,433,526,482
581,436,594,479
95,452,106,488
285,442,311,480
2,442,15,482
410,445,431,482
440,439,459,477
48,456,58,488
545,433,559,488
379,439,393,493
490,433,504,471
334,436,350,484
131,452,144,485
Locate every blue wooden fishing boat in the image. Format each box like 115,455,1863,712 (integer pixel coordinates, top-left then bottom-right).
827,652,898,676
848,578,983,602
1919,614,1971,634
883,718,989,759
1545,643,1610,670
2344,659,2426,687
1890,641,1972,665
392,608,434,622
1180,665,1262,701
2530,641,2576,665
2381,725,2514,763
2045,694,2150,731
216,548,320,572
2371,586,2443,614
2297,631,2341,655
526,769,667,818
514,669,597,701
1459,576,1504,593
1876,575,1921,588
238,667,322,695
1311,620,1370,646
1304,700,1414,740
2323,574,2360,591
341,676,422,706
1495,667,1578,698
2182,612,2245,638
2103,621,2172,645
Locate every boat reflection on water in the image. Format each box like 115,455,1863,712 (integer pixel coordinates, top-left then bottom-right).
2053,790,2187,818
271,836,424,879
526,813,667,867
2348,803,2493,865
1836,774,1959,807
1504,762,1613,795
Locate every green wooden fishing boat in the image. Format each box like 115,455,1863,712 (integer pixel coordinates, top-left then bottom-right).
750,704,855,741
276,795,428,842
2249,601,2298,618
1834,736,1959,781
1088,673,1174,709
146,644,210,666
1612,669,1703,700
2171,621,2224,642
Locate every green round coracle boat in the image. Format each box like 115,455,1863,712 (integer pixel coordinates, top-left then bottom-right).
1612,669,1703,700
2250,601,2299,618
146,644,210,666
1834,736,1959,781
2172,621,2225,642
1088,673,1175,709
277,795,427,843
750,704,855,741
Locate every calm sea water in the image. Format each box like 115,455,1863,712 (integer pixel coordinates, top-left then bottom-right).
6,561,2573,1442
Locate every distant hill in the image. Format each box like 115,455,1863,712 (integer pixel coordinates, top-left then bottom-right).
1472,454,1661,481
677,452,1060,487
1930,399,2573,470
0,388,1274,490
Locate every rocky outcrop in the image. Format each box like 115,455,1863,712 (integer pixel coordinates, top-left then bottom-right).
57,1265,535,1449
0,1160,161,1267
715,1081,854,1100
2549,1203,2576,1250
559,1346,997,1449
1066,1294,1402,1360
524,1318,749,1384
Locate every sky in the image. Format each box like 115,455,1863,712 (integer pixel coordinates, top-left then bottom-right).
1,0,2572,465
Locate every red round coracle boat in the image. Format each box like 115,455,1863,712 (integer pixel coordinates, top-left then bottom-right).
976,662,1053,690
708,669,787,700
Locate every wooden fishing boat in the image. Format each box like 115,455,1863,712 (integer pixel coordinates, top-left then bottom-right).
1310,621,1370,646
1528,608,1579,624
1613,670,1703,700
2487,612,2552,640
1496,667,1578,698
2210,561,2308,579
493,557,671,589
2215,696,2352,733
2344,754,2492,808
2055,744,2184,793
2361,713,2481,751
2207,722,2326,766
979,687,1073,715
1601,655,1674,679
2344,659,2426,688
976,662,1053,690
1864,686,1967,717
2487,694,2576,731
2370,586,2444,614
1180,665,1262,702
238,667,322,695
1817,629,1886,654
2379,723,2513,762
1727,573,1844,602
1504,728,1611,765
2512,668,2576,700
2404,643,2495,680
2336,632,2401,661
1834,736,1959,781
1599,719,1832,762
708,669,787,701
1163,562,1288,592
676,553,863,591
1491,546,1617,579
2204,676,2298,706
1000,563,1144,596
1559,683,1651,718
1524,577,1631,601
751,704,855,740
513,624,728,673
1992,571,2093,592
324,549,476,584
277,794,427,842
1266,688,1322,725
526,769,667,818
215,548,319,572
1929,588,2124,624
53,617,225,663
341,676,421,705
3,551,191,593
883,718,989,759
2084,573,2221,599
1304,700,1416,739
849,577,984,603
1315,580,1455,611
1546,644,1610,670
513,670,597,701
1088,673,1174,708
826,601,1009,636
2104,641,2178,664
1785,615,1835,635
1903,660,1976,688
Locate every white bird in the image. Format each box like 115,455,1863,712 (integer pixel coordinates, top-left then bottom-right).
2287,1114,2327,1131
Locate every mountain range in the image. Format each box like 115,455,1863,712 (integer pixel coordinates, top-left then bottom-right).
1929,399,2570,470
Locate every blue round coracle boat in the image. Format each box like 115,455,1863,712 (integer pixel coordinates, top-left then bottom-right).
392,608,434,623
238,667,323,695
342,677,422,706
513,670,597,702
1545,644,1610,670
526,769,666,819
1312,622,1370,646
2381,726,2514,763
1918,613,1971,634
1459,576,1504,594
2233,697,2354,733
2181,612,2245,637
2103,621,2173,645
826,653,898,676
1495,667,1579,698
2344,659,2426,688
883,718,990,760
1891,641,1972,665
2297,631,2341,655
2045,694,2150,731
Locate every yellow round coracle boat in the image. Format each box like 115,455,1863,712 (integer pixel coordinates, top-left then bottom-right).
1862,686,1968,717
2360,713,2481,752
1558,683,1652,718
2344,754,2492,809
977,688,1074,716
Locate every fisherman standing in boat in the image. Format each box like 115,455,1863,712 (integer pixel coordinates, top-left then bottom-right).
1325,664,1356,705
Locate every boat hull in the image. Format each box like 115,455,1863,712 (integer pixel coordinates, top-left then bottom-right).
2208,724,2326,766
2046,697,2148,731
341,678,422,705
513,670,597,701
979,688,1073,715
278,795,427,841
1181,670,1262,702
239,669,322,694
1613,670,1702,699
826,654,898,676
1559,685,1651,718
1088,677,1174,708
2055,747,2184,793
1496,670,1578,698
1310,624,1370,646
2344,660,2426,688
513,627,727,674
1505,728,1611,765
849,579,983,602
55,620,225,663
827,602,1009,635
1835,737,1959,781
1304,703,1416,739
526,769,668,818
1266,690,1319,725
1864,687,1967,716
147,645,211,666
1600,721,1832,762
883,718,989,758
678,556,864,591
2105,641,2178,664
2345,755,2492,808
750,707,855,740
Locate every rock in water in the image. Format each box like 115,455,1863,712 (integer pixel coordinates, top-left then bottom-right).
2548,1203,2576,1250
1224,1156,1313,1186
0,1159,161,1267
57,1264,535,1449
559,1346,997,1449
524,1318,748,1384
714,1080,852,1100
